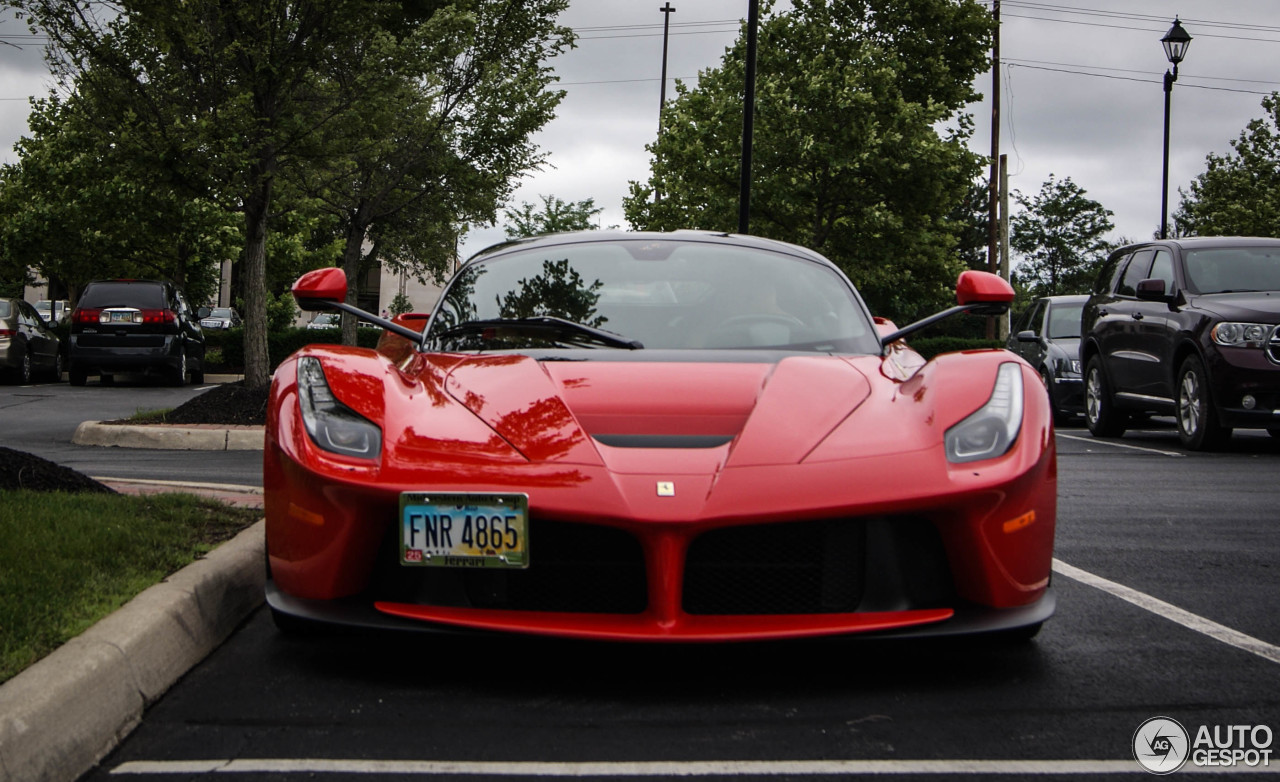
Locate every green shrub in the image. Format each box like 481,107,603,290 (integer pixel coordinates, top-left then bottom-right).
908,336,1006,360
216,326,381,371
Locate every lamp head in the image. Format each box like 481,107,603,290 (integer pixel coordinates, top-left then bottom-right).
1162,18,1192,65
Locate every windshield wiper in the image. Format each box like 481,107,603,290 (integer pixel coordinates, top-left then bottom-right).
437,316,644,350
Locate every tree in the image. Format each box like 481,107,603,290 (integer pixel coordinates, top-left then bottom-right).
1009,175,1114,298
291,2,572,345
1175,93,1280,238
0,90,237,306
503,195,604,239
10,0,571,387
623,0,993,322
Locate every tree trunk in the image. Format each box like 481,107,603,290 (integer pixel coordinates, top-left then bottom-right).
340,206,370,347
241,157,275,391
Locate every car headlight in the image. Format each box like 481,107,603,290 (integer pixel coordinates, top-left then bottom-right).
1211,322,1273,348
297,356,382,458
945,362,1024,464
1055,358,1082,377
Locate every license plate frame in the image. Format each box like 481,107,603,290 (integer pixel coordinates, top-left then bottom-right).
399,492,529,569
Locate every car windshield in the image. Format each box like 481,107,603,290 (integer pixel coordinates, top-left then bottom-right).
1184,247,1280,293
1047,304,1083,340
427,238,877,353
210,308,234,318
0,301,10,318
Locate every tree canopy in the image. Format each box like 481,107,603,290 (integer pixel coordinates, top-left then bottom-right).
1175,93,1280,239
623,0,993,321
503,195,604,239
1010,175,1114,298
6,0,571,388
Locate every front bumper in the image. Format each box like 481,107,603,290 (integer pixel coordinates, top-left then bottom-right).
1206,347,1280,430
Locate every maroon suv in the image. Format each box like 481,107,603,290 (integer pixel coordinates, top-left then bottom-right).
1080,237,1280,450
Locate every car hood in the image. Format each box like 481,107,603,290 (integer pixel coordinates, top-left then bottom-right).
1046,337,1080,361
439,354,872,468
1189,292,1280,323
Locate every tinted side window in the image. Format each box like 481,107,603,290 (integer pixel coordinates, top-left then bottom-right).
1026,301,1047,335
1117,250,1155,297
1013,302,1039,334
1096,252,1130,295
1149,249,1176,291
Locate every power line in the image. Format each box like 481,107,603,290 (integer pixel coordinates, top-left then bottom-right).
1007,63,1276,96
1002,2,1280,34
998,10,1280,45
1005,57,1280,88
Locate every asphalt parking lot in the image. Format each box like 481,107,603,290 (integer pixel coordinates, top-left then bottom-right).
77,421,1280,781
3,377,1278,781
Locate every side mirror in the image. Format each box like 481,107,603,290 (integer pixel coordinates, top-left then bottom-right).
292,267,348,311
1135,278,1172,302
1015,329,1041,344
956,270,1015,315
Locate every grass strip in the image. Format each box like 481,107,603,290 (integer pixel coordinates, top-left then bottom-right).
0,490,259,683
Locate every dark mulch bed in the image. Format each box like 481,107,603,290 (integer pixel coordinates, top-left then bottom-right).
162,381,270,426
0,447,116,494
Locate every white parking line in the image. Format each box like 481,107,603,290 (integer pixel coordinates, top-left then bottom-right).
1053,559,1280,666
1056,432,1185,458
107,758,1277,775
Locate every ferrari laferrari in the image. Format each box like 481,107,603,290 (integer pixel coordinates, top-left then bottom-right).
265,231,1056,641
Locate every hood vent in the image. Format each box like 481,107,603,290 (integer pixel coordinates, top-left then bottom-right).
592,434,735,449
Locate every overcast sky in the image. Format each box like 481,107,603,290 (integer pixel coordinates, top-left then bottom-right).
4,1,1279,265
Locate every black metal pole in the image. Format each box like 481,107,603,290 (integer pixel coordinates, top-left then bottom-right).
658,3,675,137
738,0,759,235
1161,64,1177,240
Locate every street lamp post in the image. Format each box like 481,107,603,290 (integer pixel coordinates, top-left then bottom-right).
1160,18,1192,240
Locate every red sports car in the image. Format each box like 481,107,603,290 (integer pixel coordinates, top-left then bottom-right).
265,231,1056,641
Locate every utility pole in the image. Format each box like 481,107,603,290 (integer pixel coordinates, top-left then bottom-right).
658,2,676,138
738,0,760,235
986,0,1001,339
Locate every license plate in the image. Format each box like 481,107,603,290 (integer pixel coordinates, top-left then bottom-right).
400,492,528,569
109,311,138,323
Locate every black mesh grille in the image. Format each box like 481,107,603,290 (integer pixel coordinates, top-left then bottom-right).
373,519,647,614
683,519,865,614
682,517,954,615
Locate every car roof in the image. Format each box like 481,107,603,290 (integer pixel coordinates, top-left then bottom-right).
1114,236,1280,254
466,230,837,269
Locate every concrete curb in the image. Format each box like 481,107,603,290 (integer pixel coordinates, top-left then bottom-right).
72,421,264,451
0,520,265,782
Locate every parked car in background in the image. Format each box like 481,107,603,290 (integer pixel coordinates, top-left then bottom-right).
34,299,69,327
0,298,62,383
68,279,205,386
1081,237,1280,449
306,312,340,330
1008,295,1088,425
199,306,241,330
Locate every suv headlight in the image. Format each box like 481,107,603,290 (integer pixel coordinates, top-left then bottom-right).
1211,322,1273,348
946,362,1024,464
297,356,382,458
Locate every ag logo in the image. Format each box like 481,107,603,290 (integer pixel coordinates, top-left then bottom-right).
1133,716,1190,774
